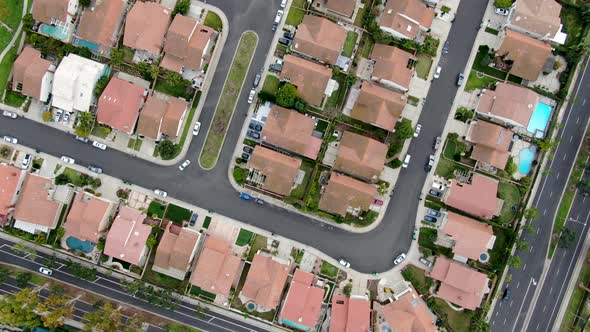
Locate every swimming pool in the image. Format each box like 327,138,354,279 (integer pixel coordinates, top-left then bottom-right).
66,236,95,253
527,102,552,138
518,147,537,175
75,39,99,52
39,24,68,41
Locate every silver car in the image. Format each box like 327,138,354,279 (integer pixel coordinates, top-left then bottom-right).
154,189,168,198
92,141,107,150
178,160,191,171
2,110,16,119
3,136,17,144
394,253,406,265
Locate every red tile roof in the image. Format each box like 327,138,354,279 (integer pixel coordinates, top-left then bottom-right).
380,0,434,38
444,173,501,219
351,81,406,132
334,131,387,180
103,206,150,266
97,77,146,134
76,0,126,52
191,235,242,297
430,256,489,310
153,223,200,275
13,174,60,229
329,295,371,332
160,97,188,138
370,44,416,91
32,0,69,25
240,254,290,310
381,288,437,332
319,172,377,217
442,212,495,261
325,0,356,17
467,121,514,170
64,191,112,243
497,30,552,81
248,146,302,196
161,15,214,72
293,15,347,64
123,2,171,55
280,55,332,106
477,82,540,128
13,47,53,100
279,270,324,329
0,165,22,222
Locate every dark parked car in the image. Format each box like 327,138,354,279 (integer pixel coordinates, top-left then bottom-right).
243,146,254,154
272,22,278,31
269,63,282,72
249,122,263,131
254,198,264,205
442,40,449,55
424,215,438,223
87,165,103,174
424,155,435,172
502,288,511,301
456,73,465,86
247,130,260,139
253,73,262,87
283,31,295,39
278,37,292,46
429,189,442,198
189,213,198,226
426,208,441,217
242,153,251,161
75,135,89,143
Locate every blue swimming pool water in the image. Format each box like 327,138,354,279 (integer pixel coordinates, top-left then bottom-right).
40,24,68,40
519,147,537,175
76,39,99,52
527,102,552,138
66,236,95,253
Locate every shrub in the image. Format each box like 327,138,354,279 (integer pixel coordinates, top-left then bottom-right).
54,174,70,185
276,84,298,108
157,140,178,160
94,76,110,96
388,158,402,168
42,111,52,122
394,119,413,139
173,0,190,15
233,167,247,185
494,0,512,8
116,189,128,199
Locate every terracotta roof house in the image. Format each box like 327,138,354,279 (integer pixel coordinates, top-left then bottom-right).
260,105,323,159
334,131,387,180
12,47,55,102
292,15,347,64
191,235,242,298
161,15,215,73
370,44,416,92
506,0,562,41
52,54,106,113
430,256,489,310
319,172,377,217
13,174,62,234
325,0,357,18
378,287,437,332
247,146,302,197
466,120,514,170
351,81,406,131
441,212,496,262
497,30,552,81
97,77,147,134
103,206,151,267
32,0,78,40
74,0,127,55
136,95,188,141
239,253,291,312
443,173,503,219
152,223,201,280
379,0,434,41
280,55,332,107
329,295,371,332
64,191,114,245
0,165,24,225
476,82,540,129
279,270,324,331
123,1,171,59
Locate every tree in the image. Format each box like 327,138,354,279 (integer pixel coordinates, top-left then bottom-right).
394,119,414,139
137,62,160,81
516,239,528,251
16,272,32,288
343,283,352,297
559,227,576,248
505,157,517,176
109,49,125,67
122,315,143,332
173,0,191,16
524,207,539,221
146,235,157,249
164,71,184,86
0,268,8,284
94,76,110,96
75,111,96,137
0,288,41,327
82,302,123,332
166,322,200,332
23,13,34,31
507,255,522,269
55,173,70,185
538,138,556,152
157,140,177,160
524,221,536,234
122,280,144,296
582,4,590,24
36,294,74,328
79,0,90,7
0,146,11,158
276,84,298,108
377,181,390,195
13,242,35,256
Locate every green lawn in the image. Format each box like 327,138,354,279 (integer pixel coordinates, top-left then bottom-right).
171,93,201,159
91,125,111,139
435,158,468,179
485,27,499,35
465,70,499,92
143,267,187,292
147,201,167,219
401,265,433,295
324,72,350,110
247,234,268,261
285,0,306,26
261,75,280,96
354,7,365,27
164,204,192,224
430,298,473,332
289,159,314,200
320,261,339,278
204,11,223,31
560,251,590,332
0,0,25,29
199,32,258,169
496,181,521,224
203,216,212,229
472,46,508,80
62,168,87,187
356,32,374,59
127,138,143,151
418,228,437,251
3,90,25,106
415,54,433,80
0,34,20,100
341,31,358,57
488,226,513,272
235,229,254,246
443,139,467,160
154,77,192,100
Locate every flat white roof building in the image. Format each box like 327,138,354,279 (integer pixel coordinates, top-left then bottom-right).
52,54,106,112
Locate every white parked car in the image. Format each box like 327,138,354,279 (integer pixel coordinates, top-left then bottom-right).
60,156,75,164
62,112,71,123
21,154,32,169
178,160,191,171
280,0,287,8
432,181,446,191
3,136,17,144
413,124,422,137
495,7,509,15
394,253,406,265
39,267,52,276
247,89,256,104
402,154,411,168
154,189,168,198
338,259,351,268
193,122,201,136
92,141,107,150
55,109,63,122
2,110,16,118
433,66,441,79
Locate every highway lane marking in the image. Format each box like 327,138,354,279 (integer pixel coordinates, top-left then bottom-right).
557,267,560,275
550,191,553,198
524,263,527,271
577,116,580,124
510,300,513,307
543,305,547,312
511,277,538,332
564,153,568,160
516,281,520,289
557,172,560,179
504,318,507,325
492,320,495,326
550,287,553,294
543,209,547,215
571,136,574,142
530,245,533,253
537,227,540,234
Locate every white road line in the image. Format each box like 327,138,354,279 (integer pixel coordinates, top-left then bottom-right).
543,209,547,215
524,263,527,271
570,136,574,142
511,278,536,332
563,153,568,160
510,300,513,307
550,287,553,294
543,305,547,312
493,321,496,326
537,227,540,234
550,191,553,198
557,172,560,179
557,268,561,275
516,281,520,289
530,245,533,253
583,99,587,106
504,318,507,325
577,116,580,124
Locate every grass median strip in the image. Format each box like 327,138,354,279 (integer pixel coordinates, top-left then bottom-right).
199,31,258,169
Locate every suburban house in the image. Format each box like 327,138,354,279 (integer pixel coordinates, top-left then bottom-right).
123,1,171,61
369,44,416,92
260,105,323,159
0,165,24,226
12,46,55,102
379,0,434,41
443,173,503,219
73,0,127,56
292,15,347,65
376,287,437,332
136,95,189,141
32,0,79,40
239,253,291,312
466,120,514,170
329,295,371,332
351,81,406,132
161,15,215,73
429,256,490,310
278,270,325,331
190,235,242,299
13,174,62,234
103,206,151,267
280,55,332,107
505,0,564,43
247,146,303,197
319,172,377,217
476,82,540,130
96,77,148,135
496,30,552,81
334,131,387,181
52,54,106,113
323,0,357,19
152,223,201,280
63,191,114,247
440,212,496,263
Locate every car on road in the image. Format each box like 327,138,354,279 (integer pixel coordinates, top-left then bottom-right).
433,136,442,150
273,10,283,30
269,63,282,73
272,22,278,31
442,40,449,54
278,37,292,46
243,146,254,154
21,154,32,169
2,110,16,118
425,154,435,172
433,66,441,79
414,124,421,137
241,153,251,161
247,130,260,140
428,189,442,198
432,182,446,191
456,73,465,86
393,253,406,265
55,110,63,122
193,122,201,136
248,88,256,104
39,267,52,276
60,156,75,164
419,257,432,267
189,213,198,226
424,215,438,223
178,159,191,171
253,73,262,87
239,192,251,200
75,135,89,143
402,154,411,168
412,227,418,240
62,112,71,123
426,208,441,217
3,136,17,144
88,165,103,174
92,141,107,150
280,0,287,8
338,259,351,268
254,198,264,205
154,189,168,198
495,7,509,15
249,122,262,131
502,287,511,301
283,31,295,39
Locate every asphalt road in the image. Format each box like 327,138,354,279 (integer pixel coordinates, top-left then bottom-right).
0,0,487,273
490,57,590,332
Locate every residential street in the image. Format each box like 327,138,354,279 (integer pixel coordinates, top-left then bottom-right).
490,57,590,332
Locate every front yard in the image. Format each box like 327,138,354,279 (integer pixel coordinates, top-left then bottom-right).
235,229,254,246
261,75,280,96
435,158,469,179
320,261,339,278
204,11,223,31
247,234,268,261
164,204,192,224
341,31,358,58
465,70,499,92
415,54,433,80
496,181,521,224
429,298,473,332
285,0,307,26
401,265,433,295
